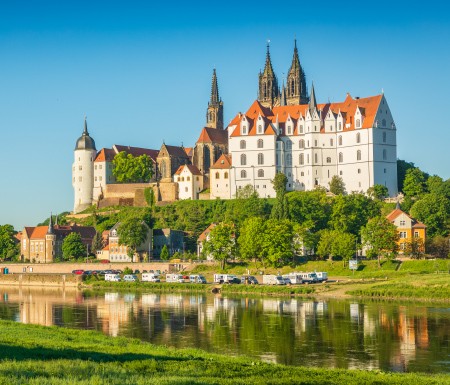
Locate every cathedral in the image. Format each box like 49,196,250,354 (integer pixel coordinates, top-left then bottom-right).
72,40,398,213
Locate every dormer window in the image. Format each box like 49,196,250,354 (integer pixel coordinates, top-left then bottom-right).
242,125,247,135
338,122,342,131
299,124,304,133
287,125,292,135
258,124,263,134
356,118,361,128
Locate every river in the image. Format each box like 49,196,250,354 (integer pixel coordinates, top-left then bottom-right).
0,287,448,373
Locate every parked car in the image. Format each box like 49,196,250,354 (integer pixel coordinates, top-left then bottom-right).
72,269,84,275
105,273,121,282
123,274,138,282
134,270,140,274
262,275,285,285
241,275,259,285
189,274,207,284
214,274,240,284
142,273,160,282
83,270,92,276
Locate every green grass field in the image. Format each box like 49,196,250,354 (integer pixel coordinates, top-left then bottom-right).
0,320,448,384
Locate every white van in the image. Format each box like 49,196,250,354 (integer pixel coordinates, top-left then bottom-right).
189,274,207,284
141,273,160,282
297,272,319,283
262,275,286,285
315,272,328,282
166,274,185,283
213,274,240,284
123,274,138,282
105,274,121,282
282,273,303,285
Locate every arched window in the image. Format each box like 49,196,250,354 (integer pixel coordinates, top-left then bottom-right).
338,136,342,146
339,152,343,163
181,177,185,181
330,138,334,146
241,170,247,178
383,132,387,143
187,176,190,181
240,154,246,165
383,149,387,160
356,118,361,128
215,172,220,179
299,154,304,165
291,79,295,94
326,157,331,163
257,139,263,148
356,133,360,143
299,139,305,149
382,119,386,127
240,140,246,149
299,124,304,134
286,154,292,166
357,150,361,161
258,169,264,177
286,140,292,150
224,172,228,179
257,153,264,165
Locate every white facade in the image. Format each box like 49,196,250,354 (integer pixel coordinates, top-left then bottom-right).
210,154,232,199
174,165,204,200
93,160,116,202
72,147,96,214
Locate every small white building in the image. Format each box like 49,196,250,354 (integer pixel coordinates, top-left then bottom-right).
197,223,217,259
174,164,204,200
210,154,232,199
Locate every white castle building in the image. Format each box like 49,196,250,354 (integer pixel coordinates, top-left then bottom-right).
72,41,398,213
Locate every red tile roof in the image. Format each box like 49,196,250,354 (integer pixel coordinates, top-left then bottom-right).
184,147,193,157
198,223,217,242
386,208,427,229
210,154,232,169
196,127,228,144
94,148,116,162
175,164,202,176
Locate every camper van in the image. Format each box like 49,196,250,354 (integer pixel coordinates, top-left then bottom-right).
189,275,207,284
315,272,328,282
104,274,121,282
297,272,319,283
262,275,286,285
281,273,303,285
141,273,160,282
165,274,185,283
213,274,240,284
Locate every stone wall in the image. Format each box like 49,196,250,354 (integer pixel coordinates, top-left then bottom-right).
0,274,81,288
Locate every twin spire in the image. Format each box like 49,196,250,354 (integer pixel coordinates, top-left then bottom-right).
209,68,220,106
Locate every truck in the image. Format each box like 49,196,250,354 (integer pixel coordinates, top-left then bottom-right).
189,274,207,284
297,272,319,283
315,272,328,282
104,273,121,282
262,275,286,285
165,274,185,283
213,274,240,284
141,273,160,282
282,273,303,285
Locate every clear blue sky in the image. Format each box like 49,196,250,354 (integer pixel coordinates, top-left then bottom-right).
1,1,449,230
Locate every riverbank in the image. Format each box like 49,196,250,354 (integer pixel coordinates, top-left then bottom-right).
0,320,448,384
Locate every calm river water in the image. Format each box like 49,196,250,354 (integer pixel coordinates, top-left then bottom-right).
0,287,448,373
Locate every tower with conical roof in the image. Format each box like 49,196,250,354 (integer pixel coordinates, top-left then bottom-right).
286,39,308,105
258,43,280,108
45,213,56,263
206,69,224,129
72,117,97,214
308,82,317,114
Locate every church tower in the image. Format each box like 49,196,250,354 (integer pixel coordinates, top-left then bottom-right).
258,43,280,108
72,117,97,214
45,213,56,263
286,39,308,105
206,69,224,129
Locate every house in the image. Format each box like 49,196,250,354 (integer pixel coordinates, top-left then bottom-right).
210,154,232,199
152,229,184,258
174,164,204,200
386,203,426,254
106,222,152,262
197,223,217,259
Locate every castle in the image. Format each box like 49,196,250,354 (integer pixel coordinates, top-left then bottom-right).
72,41,397,213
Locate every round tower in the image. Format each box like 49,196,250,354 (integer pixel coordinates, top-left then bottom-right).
45,213,56,263
72,117,97,213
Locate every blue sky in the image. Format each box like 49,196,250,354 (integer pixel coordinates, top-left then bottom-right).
1,1,449,230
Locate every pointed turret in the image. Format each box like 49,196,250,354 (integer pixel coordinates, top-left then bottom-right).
308,82,317,114
286,39,308,105
280,82,286,106
47,213,54,235
262,42,275,77
206,69,224,129
258,42,279,108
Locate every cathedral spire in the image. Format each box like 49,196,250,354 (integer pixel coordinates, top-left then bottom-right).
210,68,220,106
309,82,317,114
286,38,308,105
258,41,279,107
206,69,224,129
47,213,54,235
263,41,275,76
280,82,286,106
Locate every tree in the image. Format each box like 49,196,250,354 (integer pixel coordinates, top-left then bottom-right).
367,184,389,201
91,232,104,253
261,219,294,267
160,245,170,260
427,236,450,259
329,175,346,195
271,173,289,220
292,223,318,257
118,218,149,260
397,159,416,193
112,151,153,183
403,237,425,259
0,225,18,260
144,187,155,210
62,232,86,260
410,193,450,237
403,168,427,198
361,216,398,267
288,189,331,232
238,217,266,267
317,229,356,265
202,223,235,269
316,230,335,260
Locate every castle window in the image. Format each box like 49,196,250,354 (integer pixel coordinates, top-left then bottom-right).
99,165,102,169
78,177,82,182
382,119,386,127
330,138,334,146
330,125,333,131
299,154,304,165
240,154,247,166
307,154,310,164
79,166,82,171
299,139,305,149
339,152,343,163
241,170,247,178
383,149,387,160
95,177,97,181
258,169,264,177
257,139,263,148
338,122,342,130
224,172,228,179
99,176,102,181
356,133,361,143
287,126,292,135
291,80,295,94
299,124,304,133
257,153,264,165
215,172,219,179
301,172,304,176
383,132,387,143
187,176,190,181
240,140,246,149
338,136,342,146
356,119,361,128
326,157,331,163
181,177,184,181
358,169,361,174
286,154,292,166
242,125,247,135
95,165,97,170
357,150,361,161
286,141,292,150
177,177,180,181
340,170,343,175
196,177,199,181
314,153,318,164
258,125,263,134
314,140,318,147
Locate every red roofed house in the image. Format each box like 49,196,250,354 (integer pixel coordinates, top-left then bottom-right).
174,164,204,200
210,154,232,199
386,203,426,254
197,223,217,259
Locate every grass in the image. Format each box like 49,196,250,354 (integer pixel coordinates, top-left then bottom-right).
0,320,448,384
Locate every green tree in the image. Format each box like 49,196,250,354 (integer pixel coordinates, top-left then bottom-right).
317,229,356,264
410,193,450,237
118,218,149,260
329,175,346,195
62,232,86,260
403,168,427,198
427,235,450,259
367,184,389,200
360,216,398,267
288,189,331,232
316,230,335,260
271,173,289,220
261,219,294,267
160,245,170,260
238,217,266,267
0,225,18,260
403,237,425,259
292,223,318,257
112,151,153,183
144,187,155,209
397,159,416,192
91,232,104,253
202,223,235,269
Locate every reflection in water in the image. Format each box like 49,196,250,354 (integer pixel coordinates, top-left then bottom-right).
0,287,448,373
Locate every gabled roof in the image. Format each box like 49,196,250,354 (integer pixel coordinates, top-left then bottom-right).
113,145,159,162
184,147,193,157
175,164,202,176
196,127,228,145
198,223,217,242
94,148,116,162
386,208,427,229
210,154,232,169
161,144,190,158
